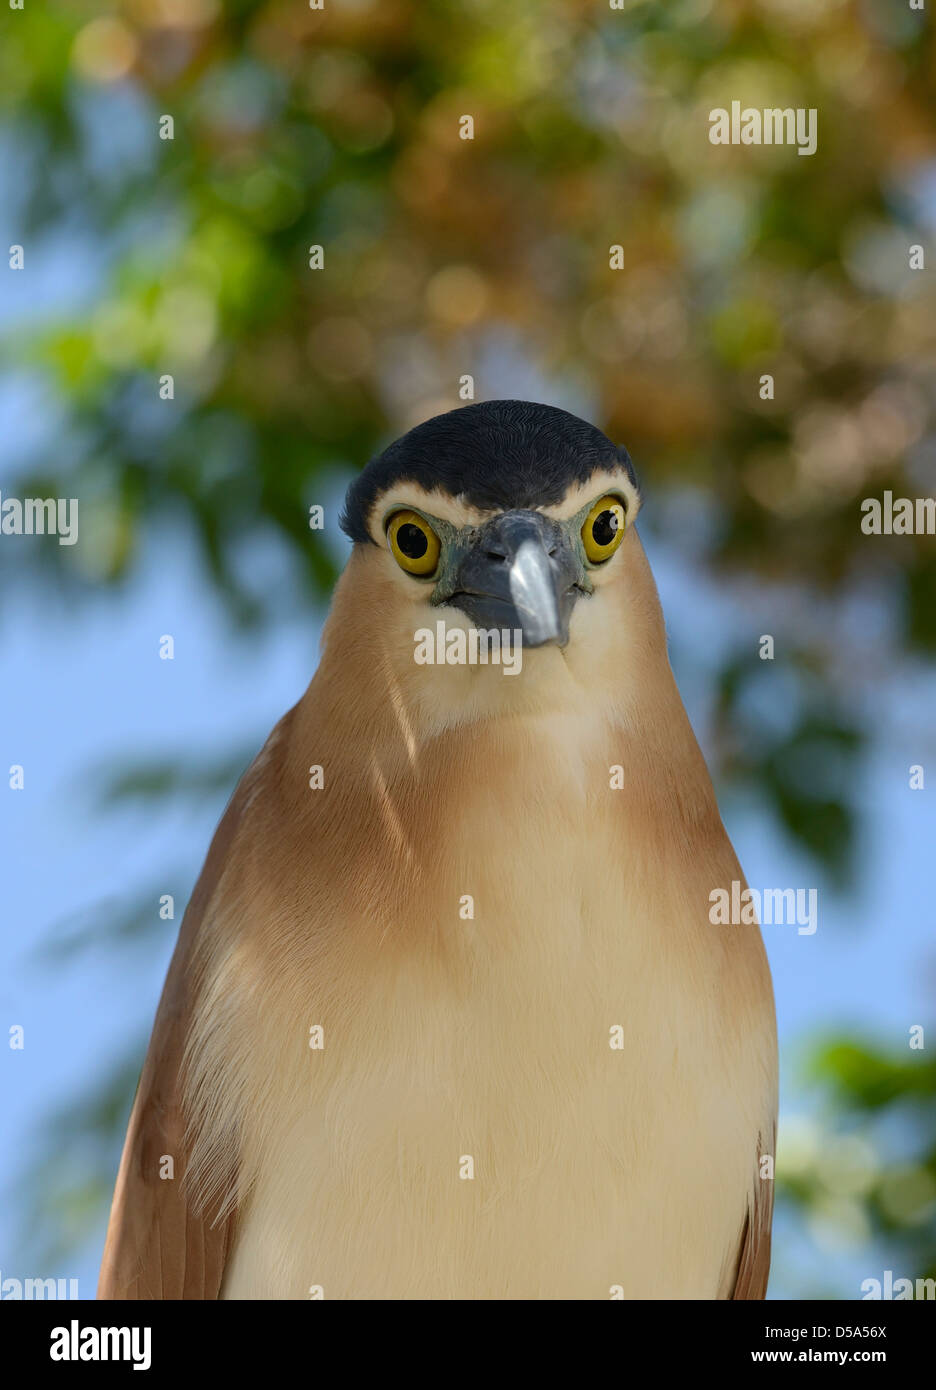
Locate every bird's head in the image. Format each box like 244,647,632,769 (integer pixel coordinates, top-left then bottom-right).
333,400,662,727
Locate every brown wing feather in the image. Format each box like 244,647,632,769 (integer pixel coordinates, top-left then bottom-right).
97,782,247,1300
729,1127,776,1300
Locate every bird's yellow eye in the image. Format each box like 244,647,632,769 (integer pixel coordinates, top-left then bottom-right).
582,495,627,563
386,509,441,576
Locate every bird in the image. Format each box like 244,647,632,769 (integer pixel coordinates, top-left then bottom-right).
98,398,777,1300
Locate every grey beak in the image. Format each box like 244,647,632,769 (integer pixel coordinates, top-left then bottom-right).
442,510,584,647
508,535,562,646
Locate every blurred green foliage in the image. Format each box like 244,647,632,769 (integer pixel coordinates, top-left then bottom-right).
778,1037,936,1294
3,0,934,1293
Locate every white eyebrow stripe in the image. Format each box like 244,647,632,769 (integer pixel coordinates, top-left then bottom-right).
538,469,641,522
366,466,640,541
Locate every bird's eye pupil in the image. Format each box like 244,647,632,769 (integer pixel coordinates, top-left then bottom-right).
396,522,428,559
592,510,619,547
